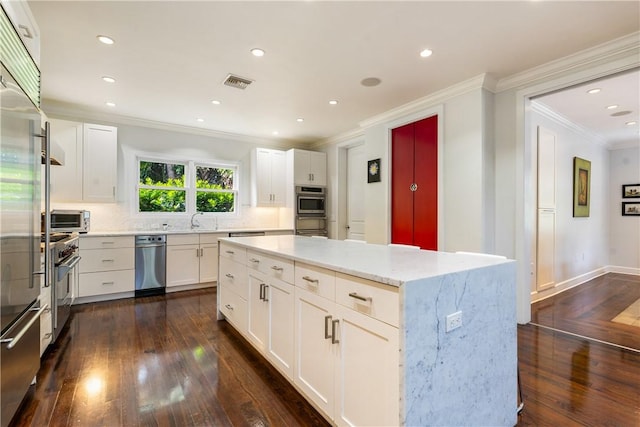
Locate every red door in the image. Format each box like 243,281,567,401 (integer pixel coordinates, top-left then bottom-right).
391,115,438,250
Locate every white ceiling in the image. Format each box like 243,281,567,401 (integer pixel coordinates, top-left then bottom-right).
28,1,640,145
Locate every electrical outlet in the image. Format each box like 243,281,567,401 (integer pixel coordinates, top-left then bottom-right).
446,311,463,333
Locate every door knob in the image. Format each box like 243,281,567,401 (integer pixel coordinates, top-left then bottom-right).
410,183,418,192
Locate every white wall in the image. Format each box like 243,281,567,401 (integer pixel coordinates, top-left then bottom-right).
50,119,297,232
609,146,640,272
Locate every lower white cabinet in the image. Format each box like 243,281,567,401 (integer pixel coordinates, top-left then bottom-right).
166,233,223,288
78,236,134,301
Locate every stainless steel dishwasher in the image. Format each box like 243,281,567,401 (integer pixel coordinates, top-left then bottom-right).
135,235,166,297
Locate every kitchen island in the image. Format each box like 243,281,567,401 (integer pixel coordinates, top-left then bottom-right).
217,235,517,426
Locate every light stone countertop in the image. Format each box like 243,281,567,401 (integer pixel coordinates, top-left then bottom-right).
82,228,293,237
220,235,513,287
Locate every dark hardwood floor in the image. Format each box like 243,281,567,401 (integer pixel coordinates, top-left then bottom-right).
10,286,640,426
532,273,640,350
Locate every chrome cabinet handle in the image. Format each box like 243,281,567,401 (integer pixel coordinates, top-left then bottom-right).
271,266,284,272
249,258,260,263
2,305,48,350
225,250,235,254
302,276,318,284
225,304,234,311
348,292,372,302
331,319,340,344
101,259,115,262
44,333,52,339
102,281,114,286
200,248,204,257
225,273,234,279
259,283,265,301
324,315,332,339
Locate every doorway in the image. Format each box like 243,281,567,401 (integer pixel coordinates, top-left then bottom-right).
346,143,365,241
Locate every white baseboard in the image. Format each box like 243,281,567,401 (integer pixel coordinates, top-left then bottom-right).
531,267,607,303
606,265,640,276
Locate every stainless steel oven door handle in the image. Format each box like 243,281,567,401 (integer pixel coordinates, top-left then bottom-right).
56,255,82,282
1,304,49,350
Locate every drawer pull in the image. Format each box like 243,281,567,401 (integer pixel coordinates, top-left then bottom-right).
101,259,115,262
331,319,340,344
302,276,319,284
44,333,52,339
271,266,284,272
225,250,235,255
102,281,115,286
348,292,372,302
249,258,260,263
324,315,332,339
225,304,234,311
101,241,115,245
225,273,234,279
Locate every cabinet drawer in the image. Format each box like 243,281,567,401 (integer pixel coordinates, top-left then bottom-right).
79,270,134,297
219,242,247,264
247,250,294,284
79,248,134,273
80,235,133,250
167,233,199,246
335,273,399,327
200,233,225,244
220,282,247,333
219,256,248,300
294,263,335,300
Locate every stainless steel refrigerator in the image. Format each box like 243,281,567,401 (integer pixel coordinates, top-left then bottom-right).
0,62,45,427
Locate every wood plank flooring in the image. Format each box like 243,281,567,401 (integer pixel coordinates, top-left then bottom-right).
532,273,640,350
9,285,640,426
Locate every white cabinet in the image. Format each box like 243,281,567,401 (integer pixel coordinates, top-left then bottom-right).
77,236,134,300
166,233,223,288
218,242,248,333
290,149,327,186
252,148,286,207
49,120,117,203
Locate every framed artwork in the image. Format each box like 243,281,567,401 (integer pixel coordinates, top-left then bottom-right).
622,202,640,216
368,158,381,183
573,157,591,217
622,184,640,198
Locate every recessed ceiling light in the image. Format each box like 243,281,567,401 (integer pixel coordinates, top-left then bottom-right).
329,100,338,105
296,118,304,123
272,131,279,136
196,118,204,123
611,110,632,117
251,48,265,57
361,77,381,87
105,102,116,107
626,121,637,126
97,35,114,45
606,104,619,110
102,76,116,83
211,100,221,105
587,88,601,94
419,49,433,58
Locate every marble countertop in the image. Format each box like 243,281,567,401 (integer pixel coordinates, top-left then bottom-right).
220,235,513,287
82,228,293,237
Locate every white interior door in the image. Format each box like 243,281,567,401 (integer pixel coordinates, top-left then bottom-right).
346,144,365,240
536,127,556,291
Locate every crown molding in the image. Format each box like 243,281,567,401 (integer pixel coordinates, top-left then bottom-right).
496,32,640,92
42,99,302,150
608,139,640,151
314,127,365,149
530,101,608,148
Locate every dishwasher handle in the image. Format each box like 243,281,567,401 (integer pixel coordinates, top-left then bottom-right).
136,243,166,248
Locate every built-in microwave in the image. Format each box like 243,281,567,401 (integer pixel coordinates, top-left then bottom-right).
296,186,326,216
45,210,91,233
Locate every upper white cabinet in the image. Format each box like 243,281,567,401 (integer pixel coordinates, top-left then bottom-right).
50,120,117,203
251,148,286,207
289,149,327,186
1,0,41,65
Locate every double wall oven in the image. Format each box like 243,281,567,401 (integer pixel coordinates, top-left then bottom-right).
295,186,328,237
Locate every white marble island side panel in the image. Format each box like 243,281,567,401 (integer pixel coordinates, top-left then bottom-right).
219,235,518,426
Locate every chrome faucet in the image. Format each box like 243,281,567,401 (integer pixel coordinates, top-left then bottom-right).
190,212,204,229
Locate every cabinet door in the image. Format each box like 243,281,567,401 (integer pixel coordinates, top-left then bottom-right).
50,119,83,202
293,150,311,185
166,244,199,287
270,150,287,205
308,151,327,186
294,288,336,417
334,305,399,427
255,148,275,205
267,279,294,379
199,243,218,283
247,272,269,351
82,124,117,202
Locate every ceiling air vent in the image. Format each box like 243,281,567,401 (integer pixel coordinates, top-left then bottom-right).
223,74,253,90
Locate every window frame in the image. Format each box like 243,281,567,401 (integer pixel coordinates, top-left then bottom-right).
135,155,239,216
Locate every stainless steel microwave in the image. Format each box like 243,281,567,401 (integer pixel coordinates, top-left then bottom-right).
296,186,326,216
45,210,91,233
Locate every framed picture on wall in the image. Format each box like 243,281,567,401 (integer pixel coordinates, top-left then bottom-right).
573,157,591,217
622,202,640,216
368,158,381,183
622,184,640,198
